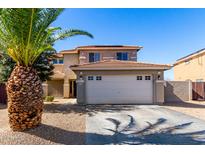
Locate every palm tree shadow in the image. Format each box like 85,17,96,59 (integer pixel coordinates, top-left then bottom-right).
24,123,113,145
24,116,205,145
24,124,86,145
43,103,135,116
87,116,205,145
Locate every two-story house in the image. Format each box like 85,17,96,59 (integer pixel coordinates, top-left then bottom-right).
174,48,205,82
43,45,171,105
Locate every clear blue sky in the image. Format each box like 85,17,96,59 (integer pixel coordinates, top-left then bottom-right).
52,9,205,80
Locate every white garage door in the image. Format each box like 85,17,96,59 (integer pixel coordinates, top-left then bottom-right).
85,75,153,104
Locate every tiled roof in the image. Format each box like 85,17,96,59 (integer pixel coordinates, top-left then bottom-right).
174,48,205,65
177,48,205,61
60,49,78,54
60,45,142,54
76,45,142,50
70,60,171,70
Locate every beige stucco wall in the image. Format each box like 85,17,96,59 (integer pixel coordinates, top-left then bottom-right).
47,80,64,97
50,54,79,98
49,49,138,98
174,53,205,81
63,54,79,80
63,54,79,98
79,50,137,64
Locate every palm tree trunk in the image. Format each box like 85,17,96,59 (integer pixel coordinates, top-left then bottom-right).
7,66,44,131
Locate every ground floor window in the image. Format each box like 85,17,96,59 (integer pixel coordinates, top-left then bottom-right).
145,76,151,80
96,76,102,80
137,76,142,80
88,76,94,80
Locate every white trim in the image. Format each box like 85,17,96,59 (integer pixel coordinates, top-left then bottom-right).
79,56,86,59
103,57,114,59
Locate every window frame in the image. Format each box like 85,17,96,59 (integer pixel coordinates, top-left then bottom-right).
136,76,143,80
89,52,100,62
96,76,102,81
145,76,151,80
88,76,94,81
116,52,128,61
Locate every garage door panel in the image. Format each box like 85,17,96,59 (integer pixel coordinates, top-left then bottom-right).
86,75,153,104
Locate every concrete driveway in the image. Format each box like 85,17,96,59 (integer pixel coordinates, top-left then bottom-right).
86,105,205,145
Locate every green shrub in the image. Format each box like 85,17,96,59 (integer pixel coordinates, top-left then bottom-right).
45,96,54,102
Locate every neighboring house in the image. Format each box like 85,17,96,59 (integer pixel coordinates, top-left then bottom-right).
174,48,205,82
43,45,171,105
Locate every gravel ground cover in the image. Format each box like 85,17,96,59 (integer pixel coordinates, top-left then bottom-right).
0,100,86,145
1,99,205,145
163,101,205,121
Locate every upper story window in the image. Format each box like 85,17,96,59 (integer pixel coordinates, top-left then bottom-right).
117,52,128,60
52,58,64,64
89,53,100,62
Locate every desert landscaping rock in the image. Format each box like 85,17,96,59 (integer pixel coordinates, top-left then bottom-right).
1,99,205,145
0,101,86,145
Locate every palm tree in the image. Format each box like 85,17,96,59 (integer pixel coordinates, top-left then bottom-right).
0,8,93,131
0,50,56,83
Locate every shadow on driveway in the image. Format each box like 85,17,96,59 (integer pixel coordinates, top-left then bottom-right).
23,117,205,145
87,116,205,145
44,103,135,116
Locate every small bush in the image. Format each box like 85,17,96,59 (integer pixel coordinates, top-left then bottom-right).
45,96,54,102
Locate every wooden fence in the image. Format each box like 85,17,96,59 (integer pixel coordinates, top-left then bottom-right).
0,83,7,104
192,82,205,100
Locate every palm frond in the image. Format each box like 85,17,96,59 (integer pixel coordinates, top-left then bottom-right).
52,29,94,42
0,9,92,67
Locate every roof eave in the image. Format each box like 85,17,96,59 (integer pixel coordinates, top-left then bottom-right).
76,48,141,51
70,66,171,71
174,49,205,66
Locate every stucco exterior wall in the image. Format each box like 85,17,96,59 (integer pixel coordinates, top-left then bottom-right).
79,50,137,64
174,53,205,81
164,81,192,102
50,54,79,98
63,54,79,98
155,81,165,105
48,48,139,98
63,54,79,80
47,80,64,97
